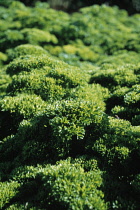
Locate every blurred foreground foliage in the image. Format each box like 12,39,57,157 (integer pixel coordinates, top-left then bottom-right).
0,1,140,209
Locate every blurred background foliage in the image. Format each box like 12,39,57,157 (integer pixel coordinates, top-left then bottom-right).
0,0,140,13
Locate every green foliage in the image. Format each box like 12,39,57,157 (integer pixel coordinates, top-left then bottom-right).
6,54,69,76
0,99,107,166
0,71,11,95
41,160,106,210
107,84,140,122
5,53,90,104
131,174,140,194
55,4,140,55
21,28,58,45
0,52,7,65
90,64,139,90
7,72,66,101
0,93,46,118
0,181,20,209
92,117,140,176
6,44,48,61
75,84,109,108
0,30,24,51
8,159,106,210
0,2,140,59
98,51,140,65
45,44,100,64
0,94,46,139
0,2,140,209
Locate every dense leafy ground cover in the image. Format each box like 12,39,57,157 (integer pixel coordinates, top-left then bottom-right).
0,1,140,209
